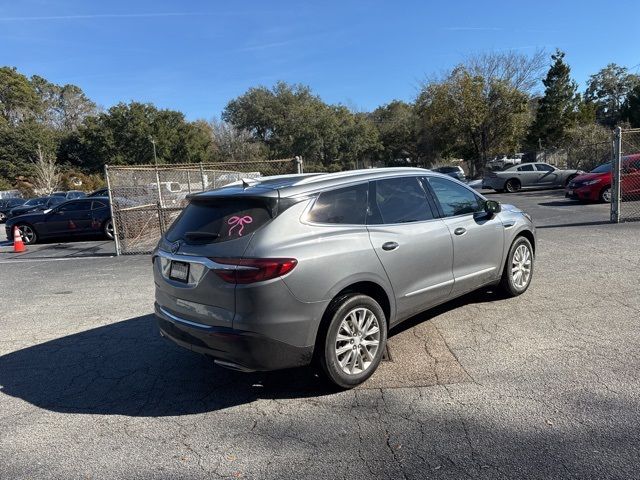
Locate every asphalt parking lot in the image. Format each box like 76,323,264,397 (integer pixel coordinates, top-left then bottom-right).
1,188,639,479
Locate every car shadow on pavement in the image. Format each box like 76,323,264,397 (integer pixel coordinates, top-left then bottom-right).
390,287,503,337
0,314,332,417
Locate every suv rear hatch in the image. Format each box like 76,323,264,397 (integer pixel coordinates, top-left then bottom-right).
153,196,276,328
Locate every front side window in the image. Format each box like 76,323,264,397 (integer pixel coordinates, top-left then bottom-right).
535,164,555,172
57,201,91,212
92,201,107,210
518,164,534,172
427,177,483,217
370,177,434,224
307,184,368,225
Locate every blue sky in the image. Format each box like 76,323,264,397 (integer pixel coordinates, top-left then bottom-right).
2,0,639,120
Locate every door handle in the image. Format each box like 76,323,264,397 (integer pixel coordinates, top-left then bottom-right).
454,227,467,236
382,241,399,251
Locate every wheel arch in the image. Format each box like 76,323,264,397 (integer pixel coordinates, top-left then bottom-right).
312,280,393,361
517,229,536,254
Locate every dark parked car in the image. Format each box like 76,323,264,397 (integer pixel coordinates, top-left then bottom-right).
153,168,535,388
5,197,113,244
0,197,26,223
431,166,466,182
7,196,67,219
52,190,87,199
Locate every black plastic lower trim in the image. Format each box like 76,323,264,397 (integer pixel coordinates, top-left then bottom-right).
155,307,314,372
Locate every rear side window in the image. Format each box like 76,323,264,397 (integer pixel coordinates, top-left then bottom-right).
166,199,271,244
92,201,107,210
307,184,368,225
369,177,435,224
535,164,554,172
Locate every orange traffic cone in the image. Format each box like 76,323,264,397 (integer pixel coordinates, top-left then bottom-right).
13,226,27,253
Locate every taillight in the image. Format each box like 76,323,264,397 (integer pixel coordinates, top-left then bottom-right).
211,258,298,284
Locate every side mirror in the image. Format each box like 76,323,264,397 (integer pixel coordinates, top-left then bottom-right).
484,200,501,216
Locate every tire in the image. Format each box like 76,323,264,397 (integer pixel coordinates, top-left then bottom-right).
599,186,612,203
0,212,6,223
103,218,114,240
16,223,38,245
318,294,388,389
499,236,534,297
504,179,521,193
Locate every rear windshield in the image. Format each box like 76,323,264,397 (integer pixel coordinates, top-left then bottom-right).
590,163,611,173
165,198,271,244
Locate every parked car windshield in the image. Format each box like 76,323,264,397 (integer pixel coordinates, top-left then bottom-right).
24,197,47,206
47,197,66,207
165,198,272,244
590,163,611,173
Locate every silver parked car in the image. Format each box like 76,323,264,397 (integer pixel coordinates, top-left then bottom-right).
153,168,536,388
483,162,582,193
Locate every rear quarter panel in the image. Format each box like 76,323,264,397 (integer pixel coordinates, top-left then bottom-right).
242,200,396,341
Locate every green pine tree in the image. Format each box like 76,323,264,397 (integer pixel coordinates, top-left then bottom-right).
527,50,579,149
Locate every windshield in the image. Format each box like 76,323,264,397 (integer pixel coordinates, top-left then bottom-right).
48,197,66,206
590,164,611,174
24,198,46,206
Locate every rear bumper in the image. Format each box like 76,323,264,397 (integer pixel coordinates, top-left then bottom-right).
155,303,314,371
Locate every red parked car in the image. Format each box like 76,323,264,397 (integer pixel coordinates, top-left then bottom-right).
566,154,640,203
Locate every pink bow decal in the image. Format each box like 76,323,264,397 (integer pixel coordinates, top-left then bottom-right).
227,215,253,236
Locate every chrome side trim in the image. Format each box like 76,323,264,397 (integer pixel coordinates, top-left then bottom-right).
155,249,235,270
154,249,255,271
405,279,454,298
159,306,213,330
455,267,496,282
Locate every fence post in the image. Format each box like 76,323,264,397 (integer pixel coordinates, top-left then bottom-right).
199,162,206,191
295,156,303,174
186,170,192,194
611,127,622,223
104,164,121,256
155,164,165,233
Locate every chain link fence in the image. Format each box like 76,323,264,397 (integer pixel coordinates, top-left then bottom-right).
612,128,640,223
105,158,302,254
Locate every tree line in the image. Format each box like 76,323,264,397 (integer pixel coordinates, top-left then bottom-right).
1,50,639,191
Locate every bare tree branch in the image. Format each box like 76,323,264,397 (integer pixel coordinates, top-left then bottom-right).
31,144,60,194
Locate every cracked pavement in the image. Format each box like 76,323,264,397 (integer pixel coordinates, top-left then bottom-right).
1,189,639,479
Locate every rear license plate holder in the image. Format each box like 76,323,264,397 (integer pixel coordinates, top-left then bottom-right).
169,261,190,283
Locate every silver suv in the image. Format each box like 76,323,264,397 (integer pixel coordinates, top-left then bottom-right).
153,168,535,388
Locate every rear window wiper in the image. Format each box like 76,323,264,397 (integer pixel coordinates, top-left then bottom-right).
183,231,220,243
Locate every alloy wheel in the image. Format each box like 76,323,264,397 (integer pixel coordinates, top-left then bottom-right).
511,244,532,289
335,307,380,375
18,225,36,244
105,219,114,239
602,187,611,203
